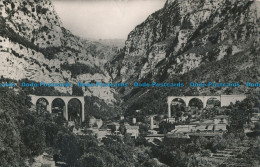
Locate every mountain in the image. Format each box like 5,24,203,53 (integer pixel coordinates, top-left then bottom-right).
108,0,259,82
1,0,259,117
90,39,125,48
0,0,120,104
82,39,123,65
106,0,260,114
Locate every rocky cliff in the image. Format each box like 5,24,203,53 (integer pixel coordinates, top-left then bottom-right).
1,0,259,115
106,0,260,114
107,0,259,82
0,0,119,103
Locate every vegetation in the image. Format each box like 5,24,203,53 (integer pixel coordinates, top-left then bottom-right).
61,63,104,78
0,87,50,166
0,86,145,166
0,16,60,60
0,78,259,167
84,96,120,122
118,44,260,117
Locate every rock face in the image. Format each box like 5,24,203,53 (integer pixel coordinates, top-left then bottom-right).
107,0,260,83
0,0,119,103
1,0,259,109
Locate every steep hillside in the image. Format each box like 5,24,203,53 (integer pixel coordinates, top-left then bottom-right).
106,0,260,114
107,0,259,82
0,0,119,103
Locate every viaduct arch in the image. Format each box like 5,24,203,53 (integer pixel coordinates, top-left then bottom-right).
167,95,247,118
30,95,85,122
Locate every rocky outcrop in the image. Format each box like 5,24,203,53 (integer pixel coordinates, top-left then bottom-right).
0,0,119,103
107,0,260,83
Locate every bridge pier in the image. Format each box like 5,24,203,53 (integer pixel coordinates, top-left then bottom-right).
82,102,85,123
47,104,51,113
168,101,171,118
202,97,207,108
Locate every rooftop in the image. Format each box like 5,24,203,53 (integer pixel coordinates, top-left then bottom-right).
214,115,229,119
125,125,139,130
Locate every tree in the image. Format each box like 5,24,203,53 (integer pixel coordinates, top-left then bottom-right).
21,125,46,156
254,122,260,130
72,85,84,96
135,136,149,146
139,124,149,134
0,110,21,166
159,121,175,134
119,124,126,135
230,108,249,126
224,88,233,95
55,132,82,166
77,154,104,167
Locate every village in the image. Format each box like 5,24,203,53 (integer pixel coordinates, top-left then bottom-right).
71,95,260,144
29,94,260,166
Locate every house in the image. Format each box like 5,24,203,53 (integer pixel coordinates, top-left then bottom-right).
178,115,189,122
96,119,103,128
251,112,260,123
214,115,229,131
148,129,158,135
214,115,229,124
214,124,227,131
192,120,214,132
73,127,86,136
125,125,139,139
31,152,56,167
206,104,215,108
89,117,96,127
113,130,123,136
173,125,196,133
89,117,103,128
132,118,136,124
87,128,109,140
107,122,120,131
120,115,124,120
251,116,260,123
168,117,176,123
195,125,208,132
173,119,215,133
95,129,108,139
68,121,75,127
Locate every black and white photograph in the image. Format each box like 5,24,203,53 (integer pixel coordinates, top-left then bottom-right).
0,0,260,166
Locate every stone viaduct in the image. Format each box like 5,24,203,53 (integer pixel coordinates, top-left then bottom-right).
167,95,247,118
30,95,85,122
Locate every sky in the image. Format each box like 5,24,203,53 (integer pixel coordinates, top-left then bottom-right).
52,0,166,39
